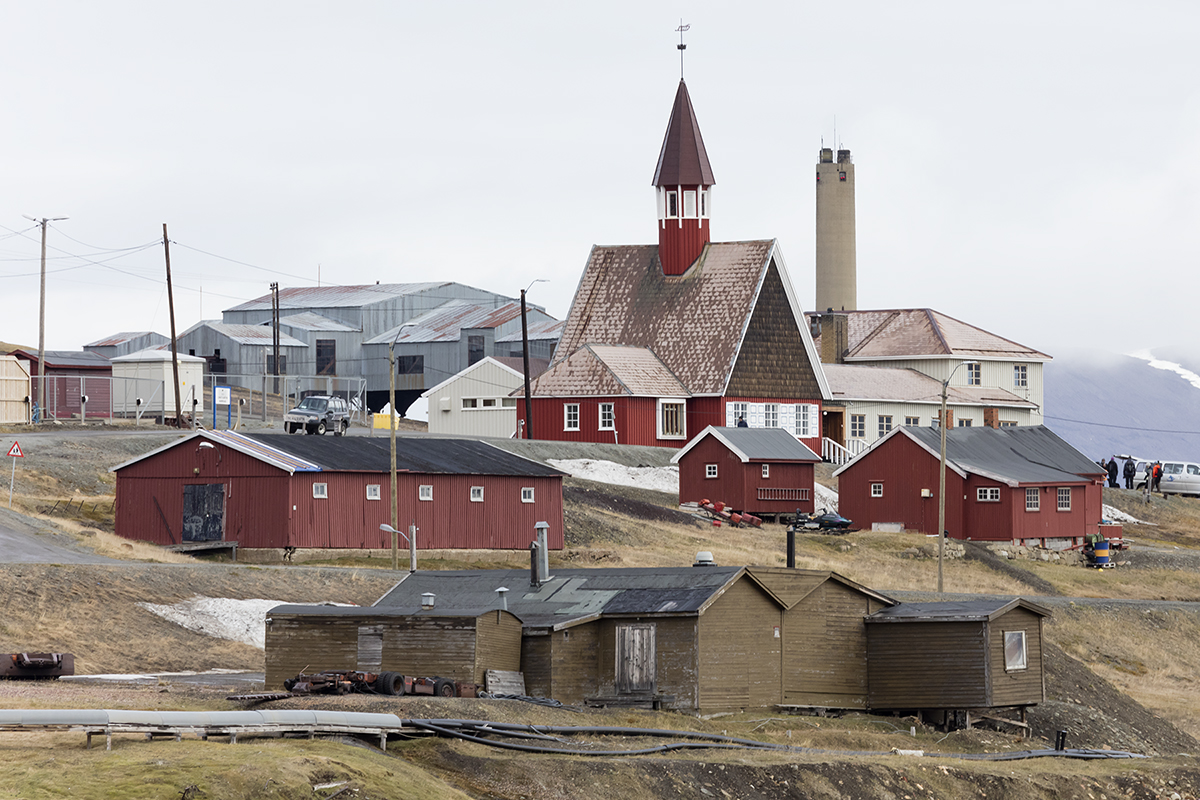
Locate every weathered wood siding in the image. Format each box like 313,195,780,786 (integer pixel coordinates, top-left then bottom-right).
547,624,601,705
988,608,1044,706
867,620,990,708
697,579,781,711
782,581,876,708
473,610,523,684
265,615,362,688
725,260,824,402
595,618,698,709
520,633,552,698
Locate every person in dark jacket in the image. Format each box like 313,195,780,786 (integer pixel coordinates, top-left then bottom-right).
736,415,748,428
1106,458,1119,488
1123,458,1136,489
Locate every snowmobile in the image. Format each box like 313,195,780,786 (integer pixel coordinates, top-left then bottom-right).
787,508,855,534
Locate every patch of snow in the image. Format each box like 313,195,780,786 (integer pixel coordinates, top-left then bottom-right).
814,483,839,513
1128,350,1200,391
1102,504,1153,526
139,597,355,650
548,458,679,494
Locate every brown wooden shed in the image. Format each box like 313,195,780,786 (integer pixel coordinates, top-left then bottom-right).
263,605,522,689
865,598,1049,717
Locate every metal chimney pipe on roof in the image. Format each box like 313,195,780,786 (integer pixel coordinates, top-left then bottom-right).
529,542,540,587
787,529,796,569
495,586,509,611
421,592,435,610
535,522,550,583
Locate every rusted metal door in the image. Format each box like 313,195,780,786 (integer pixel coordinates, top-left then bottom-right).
615,623,656,694
182,484,225,542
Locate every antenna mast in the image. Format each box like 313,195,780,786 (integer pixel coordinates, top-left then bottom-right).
676,21,690,79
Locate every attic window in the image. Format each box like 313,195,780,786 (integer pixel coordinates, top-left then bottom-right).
706,464,718,479
470,486,484,503
870,483,883,498
521,487,535,503
419,485,433,502
1004,630,1027,671
366,484,381,501
313,483,328,499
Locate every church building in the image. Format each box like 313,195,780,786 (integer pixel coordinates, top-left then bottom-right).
518,79,829,449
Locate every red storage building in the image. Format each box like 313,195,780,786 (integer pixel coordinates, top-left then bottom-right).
672,426,820,516
11,349,112,420
834,425,1105,547
112,431,565,556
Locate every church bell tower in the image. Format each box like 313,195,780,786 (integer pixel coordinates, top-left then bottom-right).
652,80,715,276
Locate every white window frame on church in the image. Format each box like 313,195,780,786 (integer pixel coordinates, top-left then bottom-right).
665,190,679,219
657,398,687,440
683,190,697,218
727,402,748,427
763,403,778,428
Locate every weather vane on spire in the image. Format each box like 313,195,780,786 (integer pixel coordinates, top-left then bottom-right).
676,21,690,79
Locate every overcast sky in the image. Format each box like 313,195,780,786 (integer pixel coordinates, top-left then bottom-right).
3,2,1197,356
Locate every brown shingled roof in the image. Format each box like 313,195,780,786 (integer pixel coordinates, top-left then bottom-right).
529,344,689,397
824,363,1036,408
652,80,715,187
550,241,829,400
809,309,1051,361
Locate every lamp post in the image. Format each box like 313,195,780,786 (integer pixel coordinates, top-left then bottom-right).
387,323,417,570
937,360,979,593
520,279,547,439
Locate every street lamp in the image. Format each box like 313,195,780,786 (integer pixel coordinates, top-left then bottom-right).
520,278,548,439
380,523,416,573
937,360,979,593
387,323,418,570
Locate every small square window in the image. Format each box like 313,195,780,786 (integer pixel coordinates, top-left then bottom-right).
418,485,433,502
761,464,770,479
564,404,580,431
905,416,920,427
1004,630,1027,671
366,484,381,501
313,483,328,499
870,483,883,498
999,420,1017,428
470,486,484,503
1025,487,1040,512
1057,487,1071,511
521,487,535,503
705,464,718,479
957,419,973,427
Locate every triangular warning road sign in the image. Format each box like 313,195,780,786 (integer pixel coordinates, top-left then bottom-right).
7,442,23,458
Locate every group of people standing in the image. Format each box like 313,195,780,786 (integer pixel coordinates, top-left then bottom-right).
1102,456,1163,499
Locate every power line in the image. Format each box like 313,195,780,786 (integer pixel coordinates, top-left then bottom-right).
1043,414,1200,437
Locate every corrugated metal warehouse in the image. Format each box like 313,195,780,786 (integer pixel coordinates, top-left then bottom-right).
111,431,565,554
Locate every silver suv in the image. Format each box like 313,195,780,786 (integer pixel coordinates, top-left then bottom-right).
284,395,350,436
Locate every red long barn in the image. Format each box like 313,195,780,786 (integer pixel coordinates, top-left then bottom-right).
112,431,565,553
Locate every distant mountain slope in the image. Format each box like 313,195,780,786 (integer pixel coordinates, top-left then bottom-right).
1044,349,1200,461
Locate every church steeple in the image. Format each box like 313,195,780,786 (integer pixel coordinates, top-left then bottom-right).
653,79,715,276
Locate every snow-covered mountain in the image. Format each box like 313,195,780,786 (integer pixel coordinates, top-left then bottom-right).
1044,348,1200,462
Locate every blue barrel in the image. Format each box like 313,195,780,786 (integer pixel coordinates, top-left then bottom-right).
1093,539,1110,566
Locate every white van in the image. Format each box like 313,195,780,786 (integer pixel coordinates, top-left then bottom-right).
1137,460,1200,496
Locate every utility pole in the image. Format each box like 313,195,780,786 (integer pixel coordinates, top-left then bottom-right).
270,282,280,397
24,215,67,421
520,289,533,439
164,224,183,427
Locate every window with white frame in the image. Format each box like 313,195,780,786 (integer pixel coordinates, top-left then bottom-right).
313,483,328,499
850,414,866,438
957,419,973,427
366,484,381,501
705,464,718,479
967,362,982,386
683,190,697,218
905,416,920,427
764,403,778,428
761,464,770,479
878,415,893,438
999,420,1017,428
1004,630,1027,670
470,486,484,503
701,188,709,217
658,399,686,439
871,482,883,498
564,403,580,431
1025,487,1040,511
462,398,478,409
727,401,748,427
977,487,1000,502
666,190,679,218
1014,364,1028,388
794,403,816,438
521,487,535,503
1057,487,1071,511
418,485,433,501
502,398,517,407
599,402,615,431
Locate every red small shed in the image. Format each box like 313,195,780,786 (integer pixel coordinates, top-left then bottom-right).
112,431,565,555
833,425,1106,547
11,349,111,420
672,426,820,516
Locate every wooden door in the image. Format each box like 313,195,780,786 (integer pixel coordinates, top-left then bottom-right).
182,484,225,542
357,625,383,671
615,623,656,694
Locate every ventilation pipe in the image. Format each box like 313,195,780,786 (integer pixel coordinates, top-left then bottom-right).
535,522,550,582
529,542,541,587
787,530,796,569
421,592,435,610
495,586,509,610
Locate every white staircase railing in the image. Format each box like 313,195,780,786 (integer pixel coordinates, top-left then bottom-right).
823,437,866,465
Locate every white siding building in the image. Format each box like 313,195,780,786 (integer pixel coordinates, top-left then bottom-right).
422,357,525,438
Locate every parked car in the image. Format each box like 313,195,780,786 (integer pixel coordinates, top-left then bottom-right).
1134,460,1200,496
284,395,350,435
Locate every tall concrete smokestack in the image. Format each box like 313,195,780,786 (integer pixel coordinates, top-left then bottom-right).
815,146,856,312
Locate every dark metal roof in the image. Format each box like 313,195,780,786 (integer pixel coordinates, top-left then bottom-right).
652,80,716,187
9,349,111,369
866,598,1051,623
245,434,565,477
370,567,745,628
674,427,821,464
268,605,519,621
902,425,1104,486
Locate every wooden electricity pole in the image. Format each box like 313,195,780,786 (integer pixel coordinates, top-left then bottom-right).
164,224,183,427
